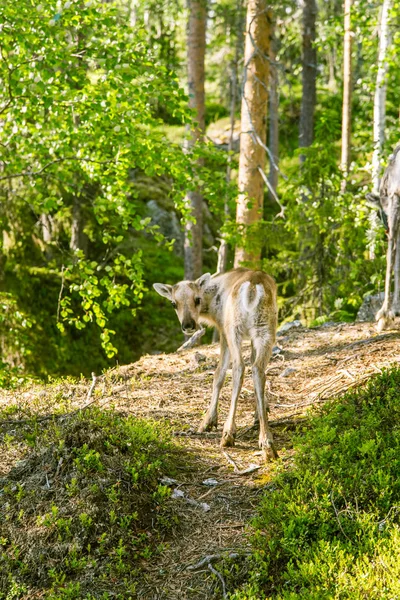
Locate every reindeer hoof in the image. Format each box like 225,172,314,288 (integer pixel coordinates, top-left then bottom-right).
220,431,236,447
376,310,395,332
198,415,218,433
260,434,278,461
262,444,278,461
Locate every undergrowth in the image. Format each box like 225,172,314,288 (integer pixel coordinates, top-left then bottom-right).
0,407,178,599
229,368,400,599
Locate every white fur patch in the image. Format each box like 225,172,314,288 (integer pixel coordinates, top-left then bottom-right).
239,282,264,312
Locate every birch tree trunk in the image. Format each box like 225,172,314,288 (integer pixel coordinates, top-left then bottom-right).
340,0,352,189
299,0,317,161
234,0,271,268
369,0,393,258
371,0,392,194
184,0,206,280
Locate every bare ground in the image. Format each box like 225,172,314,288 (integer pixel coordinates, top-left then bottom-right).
2,321,400,599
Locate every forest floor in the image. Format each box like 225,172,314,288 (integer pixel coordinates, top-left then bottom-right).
2,320,400,598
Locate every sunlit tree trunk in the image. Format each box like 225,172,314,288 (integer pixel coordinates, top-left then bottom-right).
369,0,393,258
268,31,279,201
184,0,206,280
340,0,352,190
217,0,244,275
299,0,317,161
234,0,271,268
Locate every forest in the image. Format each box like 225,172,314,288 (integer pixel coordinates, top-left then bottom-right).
1,0,399,381
1,0,400,599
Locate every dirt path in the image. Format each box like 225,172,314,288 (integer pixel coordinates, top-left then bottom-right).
110,321,400,599
2,322,400,599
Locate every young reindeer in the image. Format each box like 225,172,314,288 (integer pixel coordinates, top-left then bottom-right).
153,268,278,461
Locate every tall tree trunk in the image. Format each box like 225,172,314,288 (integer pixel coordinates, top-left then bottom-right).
184,0,206,280
369,0,393,257
234,0,271,268
340,0,352,189
299,0,317,161
268,31,279,202
216,0,244,275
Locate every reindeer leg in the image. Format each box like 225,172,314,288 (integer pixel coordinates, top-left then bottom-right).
392,230,400,315
250,343,259,426
251,337,278,461
198,335,230,433
221,334,244,447
377,198,400,331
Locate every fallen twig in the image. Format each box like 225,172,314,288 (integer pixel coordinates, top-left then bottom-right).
222,451,261,475
222,451,241,472
177,328,206,352
79,373,98,411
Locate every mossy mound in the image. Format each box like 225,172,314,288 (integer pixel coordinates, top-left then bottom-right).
0,407,178,599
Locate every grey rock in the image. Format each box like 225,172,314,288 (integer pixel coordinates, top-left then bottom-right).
356,292,385,322
277,320,303,335
147,200,184,256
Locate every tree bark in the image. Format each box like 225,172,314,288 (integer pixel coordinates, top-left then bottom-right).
184,0,206,280
369,0,393,258
216,0,244,275
371,0,392,194
340,0,352,189
299,0,317,160
234,0,271,268
268,31,279,202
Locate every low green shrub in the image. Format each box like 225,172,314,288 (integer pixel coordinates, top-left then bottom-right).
230,368,400,599
0,407,178,599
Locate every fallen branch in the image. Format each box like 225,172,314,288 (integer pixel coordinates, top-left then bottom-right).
187,552,248,571
177,328,206,352
208,562,227,598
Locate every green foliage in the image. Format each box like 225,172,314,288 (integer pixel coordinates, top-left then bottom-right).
230,368,400,599
0,406,179,598
261,107,386,324
0,0,194,360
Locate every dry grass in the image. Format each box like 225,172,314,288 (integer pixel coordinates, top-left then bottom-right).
1,321,400,599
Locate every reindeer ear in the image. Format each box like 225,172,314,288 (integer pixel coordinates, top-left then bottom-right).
196,273,211,288
153,283,173,300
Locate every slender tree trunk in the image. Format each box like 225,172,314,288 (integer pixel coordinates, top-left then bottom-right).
299,0,317,161
340,0,352,189
184,0,206,280
216,0,244,275
234,0,271,268
372,0,392,194
268,31,279,202
70,197,87,254
369,0,393,258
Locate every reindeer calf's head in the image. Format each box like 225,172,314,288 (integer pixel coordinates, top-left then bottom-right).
153,273,211,335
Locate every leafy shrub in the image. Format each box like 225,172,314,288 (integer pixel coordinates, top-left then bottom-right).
230,368,400,599
0,407,178,599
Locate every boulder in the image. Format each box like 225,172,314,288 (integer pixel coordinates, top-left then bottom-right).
356,293,385,322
